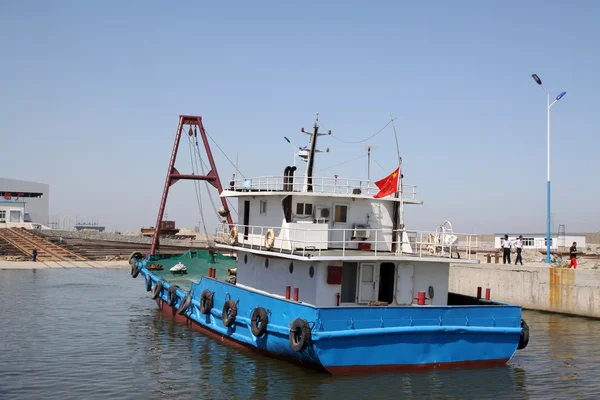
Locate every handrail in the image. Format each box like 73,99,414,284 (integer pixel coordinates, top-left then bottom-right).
224,175,418,199
215,223,478,260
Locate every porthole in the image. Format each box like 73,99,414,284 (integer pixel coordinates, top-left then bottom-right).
309,265,314,278
244,254,248,264
289,262,294,274
265,258,269,268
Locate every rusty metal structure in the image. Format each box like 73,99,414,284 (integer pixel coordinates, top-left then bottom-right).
150,115,232,255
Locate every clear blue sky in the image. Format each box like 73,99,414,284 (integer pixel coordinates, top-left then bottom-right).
1,0,598,234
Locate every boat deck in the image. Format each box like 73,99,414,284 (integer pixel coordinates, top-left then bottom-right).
215,242,479,263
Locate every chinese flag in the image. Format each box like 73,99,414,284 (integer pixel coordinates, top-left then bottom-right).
373,167,400,198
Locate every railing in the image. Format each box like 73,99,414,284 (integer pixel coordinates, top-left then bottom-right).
225,175,418,199
215,223,478,260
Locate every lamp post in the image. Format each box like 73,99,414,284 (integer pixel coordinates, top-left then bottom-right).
531,73,567,263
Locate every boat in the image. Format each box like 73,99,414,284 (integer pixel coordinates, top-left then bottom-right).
169,262,188,274
130,114,529,375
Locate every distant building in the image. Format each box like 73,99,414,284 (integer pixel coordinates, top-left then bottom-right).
74,223,105,232
494,233,586,250
0,178,49,226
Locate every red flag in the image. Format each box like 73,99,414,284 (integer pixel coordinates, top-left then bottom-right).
373,167,400,198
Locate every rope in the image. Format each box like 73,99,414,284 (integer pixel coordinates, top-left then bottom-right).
187,137,210,243
189,135,220,220
204,129,246,179
315,154,367,173
320,119,395,144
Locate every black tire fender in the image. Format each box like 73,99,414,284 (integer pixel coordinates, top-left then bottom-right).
167,286,178,307
289,318,311,352
128,251,143,267
131,264,141,278
145,275,152,292
200,290,213,314
177,295,192,315
151,280,163,300
518,319,530,350
222,300,237,327
251,307,269,337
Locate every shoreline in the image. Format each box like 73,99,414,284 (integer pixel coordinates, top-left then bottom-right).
0,260,129,269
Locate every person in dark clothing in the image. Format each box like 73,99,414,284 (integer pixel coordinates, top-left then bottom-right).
514,235,524,265
568,242,577,269
502,234,512,264
32,248,37,262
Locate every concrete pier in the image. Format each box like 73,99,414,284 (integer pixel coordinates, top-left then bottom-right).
0,260,129,269
450,263,600,318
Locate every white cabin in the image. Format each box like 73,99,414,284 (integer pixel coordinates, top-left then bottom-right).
215,118,479,307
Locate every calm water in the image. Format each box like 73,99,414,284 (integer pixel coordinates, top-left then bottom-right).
1,269,599,400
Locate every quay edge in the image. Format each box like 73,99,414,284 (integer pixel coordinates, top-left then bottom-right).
449,263,600,319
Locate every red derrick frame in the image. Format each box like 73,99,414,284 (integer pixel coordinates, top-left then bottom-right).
150,115,233,255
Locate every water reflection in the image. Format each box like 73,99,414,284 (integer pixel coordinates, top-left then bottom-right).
0,269,599,399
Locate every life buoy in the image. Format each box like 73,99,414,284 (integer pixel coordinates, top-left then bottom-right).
518,319,530,350
264,228,275,249
145,275,152,292
177,295,192,315
251,307,269,337
222,299,237,327
229,227,238,245
168,286,178,306
200,289,213,314
151,280,163,300
289,318,311,352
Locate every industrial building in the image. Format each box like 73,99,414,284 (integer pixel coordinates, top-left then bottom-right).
494,232,586,250
0,178,49,227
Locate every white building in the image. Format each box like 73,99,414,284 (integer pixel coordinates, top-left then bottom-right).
0,178,49,227
494,233,586,250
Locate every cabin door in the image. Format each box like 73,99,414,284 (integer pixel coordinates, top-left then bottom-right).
395,264,414,305
357,262,378,304
330,204,348,248
243,200,250,240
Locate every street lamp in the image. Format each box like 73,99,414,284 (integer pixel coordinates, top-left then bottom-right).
531,73,567,263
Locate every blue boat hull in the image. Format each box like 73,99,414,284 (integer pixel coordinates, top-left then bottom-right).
138,268,523,375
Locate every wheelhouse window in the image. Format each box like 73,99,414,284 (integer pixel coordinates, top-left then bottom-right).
260,200,267,215
334,205,347,223
296,202,313,216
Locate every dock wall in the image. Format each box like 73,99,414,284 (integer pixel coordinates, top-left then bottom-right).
449,264,600,319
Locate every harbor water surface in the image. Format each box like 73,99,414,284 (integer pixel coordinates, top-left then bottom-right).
1,268,598,400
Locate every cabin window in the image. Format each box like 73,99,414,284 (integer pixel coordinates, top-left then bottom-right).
522,238,534,246
260,200,267,215
340,262,358,303
296,202,313,216
334,205,347,223
0,210,5,223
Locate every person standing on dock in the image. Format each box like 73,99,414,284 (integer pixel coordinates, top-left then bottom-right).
32,248,37,262
514,235,524,265
568,242,577,269
502,234,512,264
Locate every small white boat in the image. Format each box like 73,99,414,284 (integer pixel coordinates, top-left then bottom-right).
169,262,188,274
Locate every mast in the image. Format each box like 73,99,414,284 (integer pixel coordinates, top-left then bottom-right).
390,113,403,253
302,113,330,192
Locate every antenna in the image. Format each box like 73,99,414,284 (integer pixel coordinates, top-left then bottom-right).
361,145,378,181
301,113,331,192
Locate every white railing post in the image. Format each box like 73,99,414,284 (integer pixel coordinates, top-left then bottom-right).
374,229,378,256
